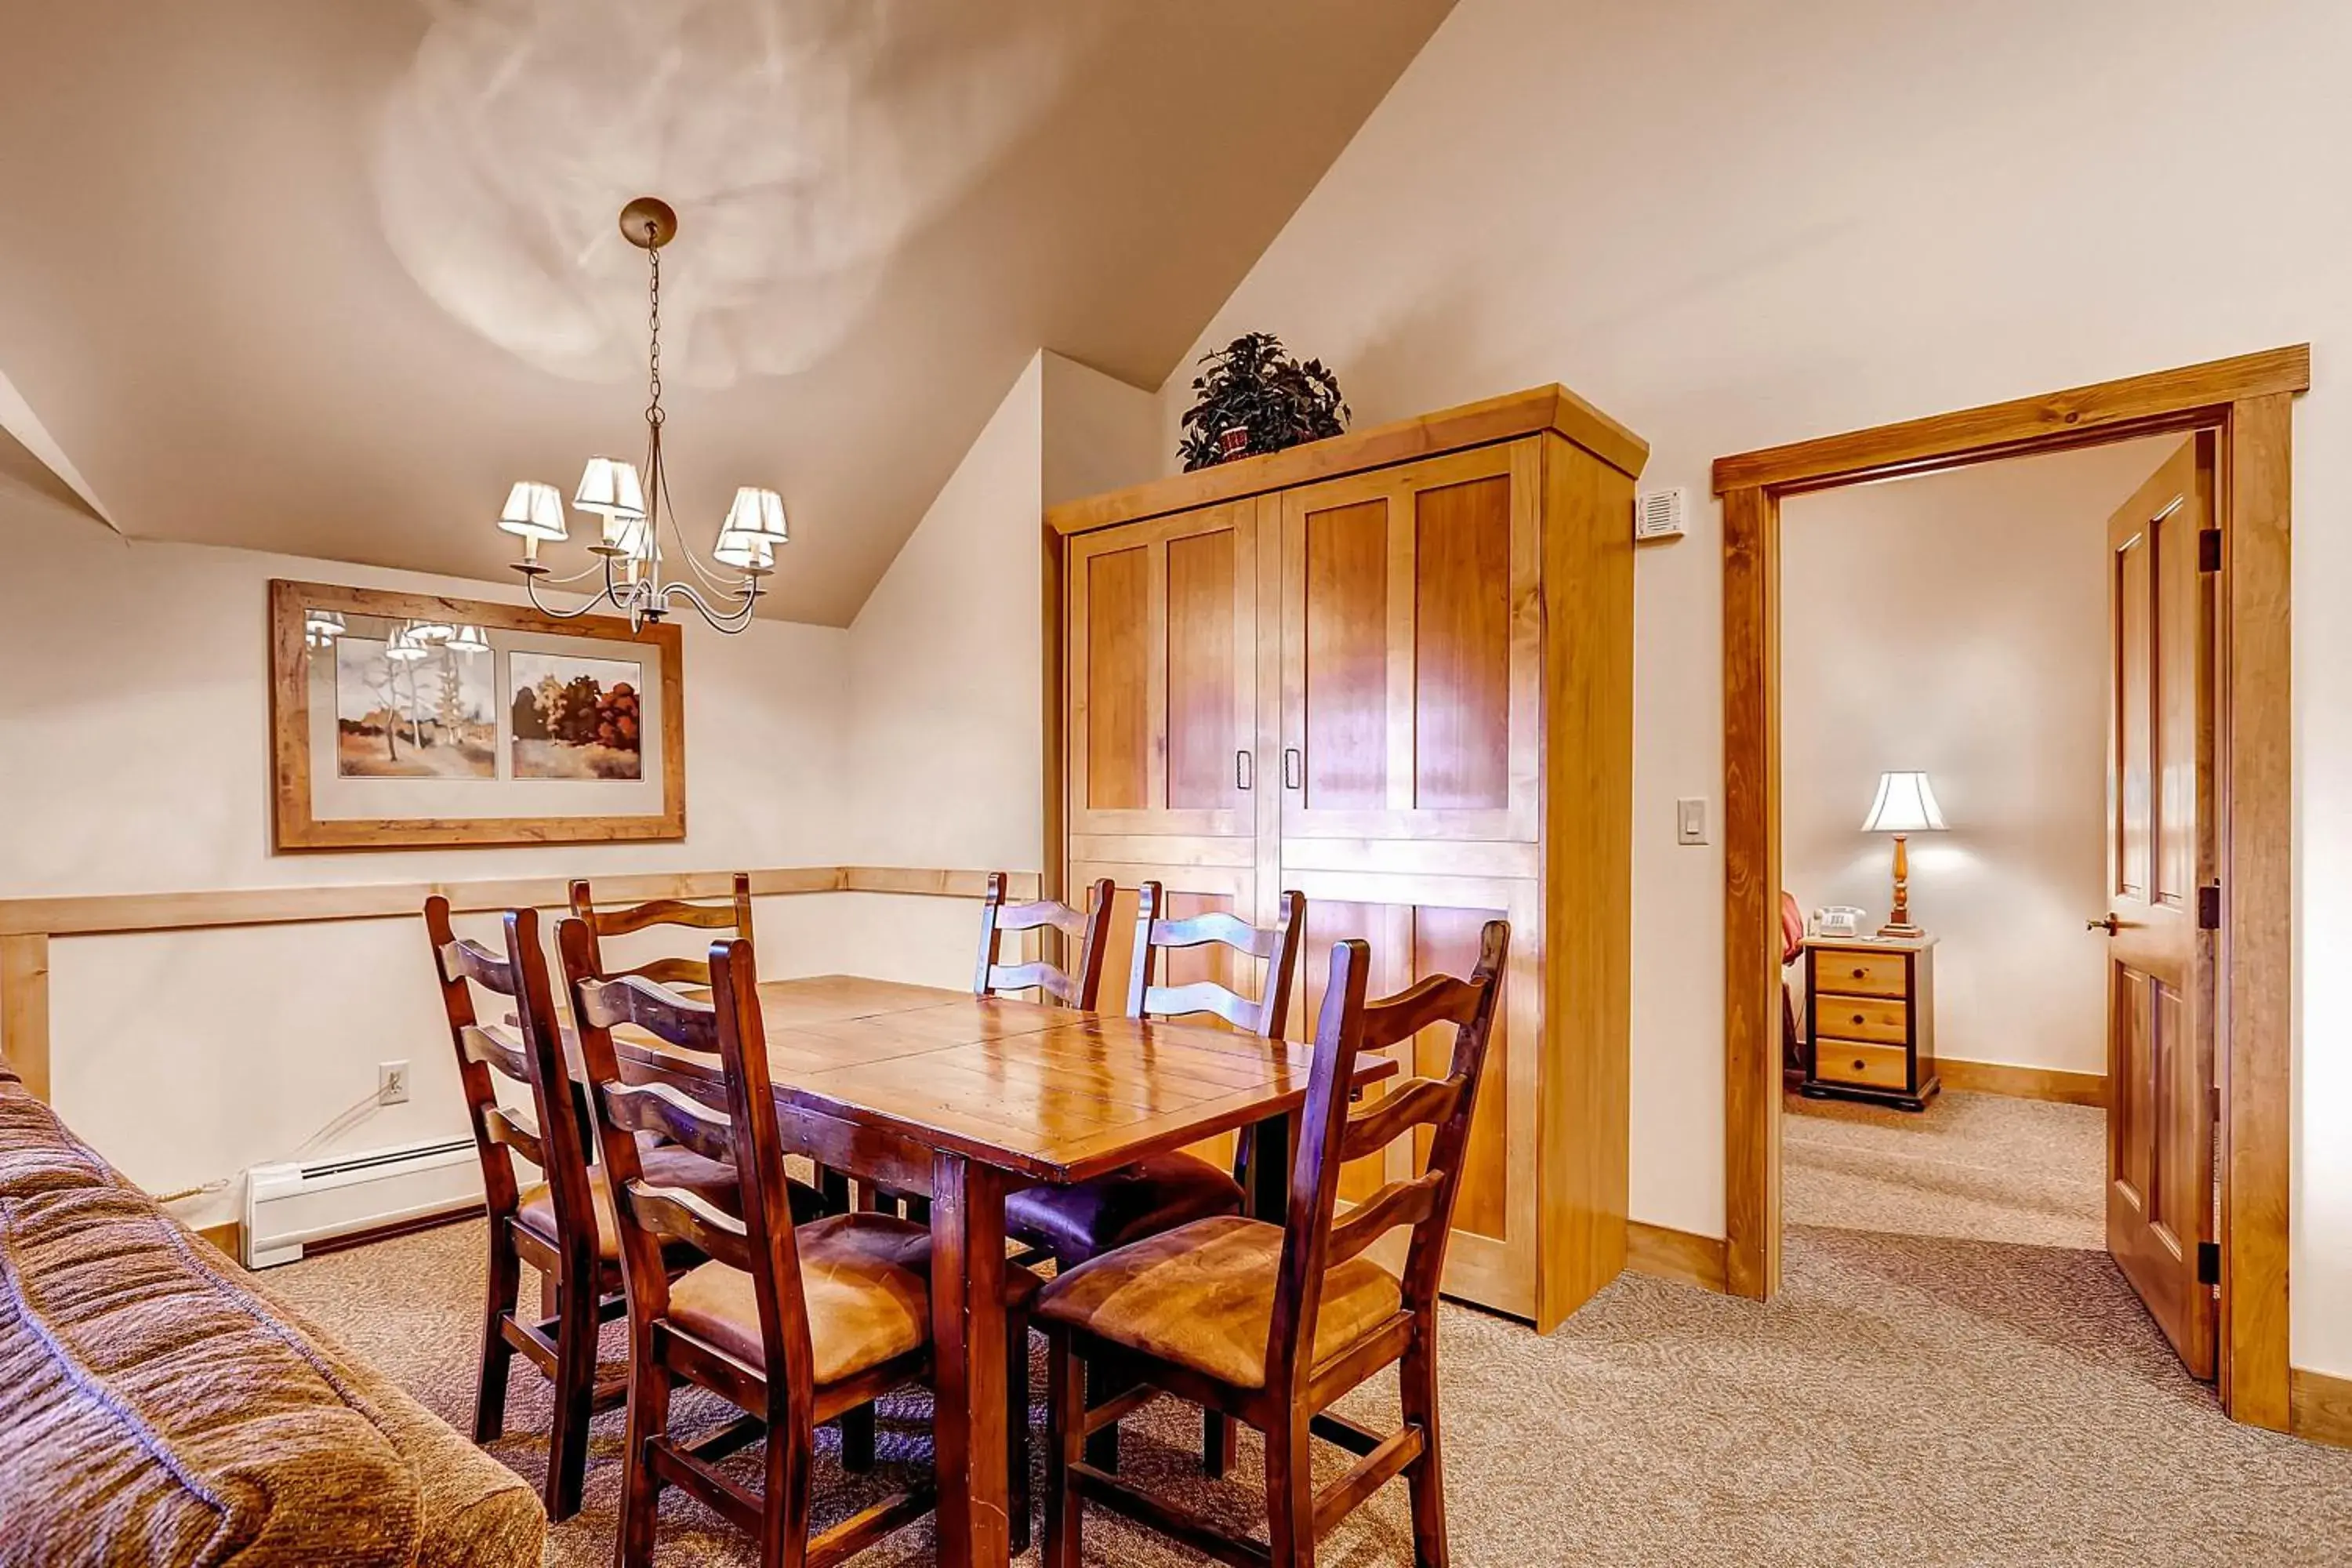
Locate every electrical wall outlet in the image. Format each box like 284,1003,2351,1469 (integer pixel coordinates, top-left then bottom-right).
1675,797,1709,845
377,1060,410,1106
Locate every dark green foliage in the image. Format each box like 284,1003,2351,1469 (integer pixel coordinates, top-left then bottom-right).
1177,332,1348,471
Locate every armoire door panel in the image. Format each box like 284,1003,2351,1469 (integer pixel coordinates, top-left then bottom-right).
1081,544,1150,812
1301,499,1392,811
1066,504,1255,840
1413,476,1514,811
1413,903,1509,1242
1279,443,1541,843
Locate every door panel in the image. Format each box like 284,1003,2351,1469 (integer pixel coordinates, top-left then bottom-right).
2101,436,2217,1382
1279,443,1541,842
1067,503,1255,839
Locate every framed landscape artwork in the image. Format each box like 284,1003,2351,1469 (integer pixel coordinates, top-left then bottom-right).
268,579,685,849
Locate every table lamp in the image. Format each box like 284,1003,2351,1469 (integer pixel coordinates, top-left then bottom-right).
1860,769,1946,937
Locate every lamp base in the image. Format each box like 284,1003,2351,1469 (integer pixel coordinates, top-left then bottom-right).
1876,920,1925,939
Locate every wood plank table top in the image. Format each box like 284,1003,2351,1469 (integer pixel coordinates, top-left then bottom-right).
606,973,1393,1187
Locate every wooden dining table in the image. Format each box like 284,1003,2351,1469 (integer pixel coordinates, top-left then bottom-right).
600,971,1395,1568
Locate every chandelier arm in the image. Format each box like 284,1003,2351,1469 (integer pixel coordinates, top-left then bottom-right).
521,559,623,621
659,575,763,633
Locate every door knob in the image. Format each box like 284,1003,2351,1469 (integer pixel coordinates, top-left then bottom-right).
2087,913,2122,934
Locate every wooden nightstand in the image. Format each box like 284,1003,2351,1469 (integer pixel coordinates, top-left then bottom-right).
1801,934,1938,1112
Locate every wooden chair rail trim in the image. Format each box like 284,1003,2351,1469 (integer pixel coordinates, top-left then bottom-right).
1711,344,2308,494
0,865,1040,939
1045,383,1650,536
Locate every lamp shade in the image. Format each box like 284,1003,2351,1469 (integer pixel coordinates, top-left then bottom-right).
496,481,568,541
446,623,492,656
1860,770,1947,833
573,457,647,520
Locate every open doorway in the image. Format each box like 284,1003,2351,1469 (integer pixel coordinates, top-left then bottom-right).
1773,433,2210,1374
1713,347,2302,1433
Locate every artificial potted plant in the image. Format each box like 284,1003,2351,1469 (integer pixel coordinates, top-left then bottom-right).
1177,332,1349,470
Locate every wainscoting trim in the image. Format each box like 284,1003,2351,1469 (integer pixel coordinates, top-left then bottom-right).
1937,1057,2108,1109
0,866,1036,1105
1625,1221,1730,1294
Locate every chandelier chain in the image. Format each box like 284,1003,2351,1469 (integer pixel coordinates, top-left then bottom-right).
645,232,664,429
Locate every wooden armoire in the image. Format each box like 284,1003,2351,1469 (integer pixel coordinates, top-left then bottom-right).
1041,386,1646,1331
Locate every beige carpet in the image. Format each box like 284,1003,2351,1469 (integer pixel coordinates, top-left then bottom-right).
270,1099,2352,1564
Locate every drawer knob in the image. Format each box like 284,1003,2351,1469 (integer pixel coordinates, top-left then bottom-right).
1852,1058,1867,1071
1850,967,1867,979
1851,1014,1865,1025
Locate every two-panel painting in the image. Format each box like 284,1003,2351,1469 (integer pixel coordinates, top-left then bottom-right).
270,581,684,849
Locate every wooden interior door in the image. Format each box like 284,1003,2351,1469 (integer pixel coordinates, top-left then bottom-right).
1067,503,1256,841
1279,868,1540,1318
2100,434,2218,1381
1277,444,1541,844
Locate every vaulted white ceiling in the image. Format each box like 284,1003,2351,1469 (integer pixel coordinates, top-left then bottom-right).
0,0,1453,622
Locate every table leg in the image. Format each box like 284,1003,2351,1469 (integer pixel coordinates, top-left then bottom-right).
1243,1108,1296,1221
931,1152,1012,1567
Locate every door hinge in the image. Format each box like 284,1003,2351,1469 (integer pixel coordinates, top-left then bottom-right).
2198,528,2222,572
2197,1240,2221,1287
2198,884,2221,930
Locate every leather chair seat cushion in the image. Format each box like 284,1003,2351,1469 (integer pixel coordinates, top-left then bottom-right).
666,1212,1042,1388
517,1145,820,1262
1033,1214,1402,1391
1004,1151,1245,1264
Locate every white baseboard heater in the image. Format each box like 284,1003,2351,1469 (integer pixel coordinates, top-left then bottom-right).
243,1137,484,1268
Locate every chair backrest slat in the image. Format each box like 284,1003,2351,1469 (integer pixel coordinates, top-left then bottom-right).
560,918,816,1410
975,873,1114,1009
426,898,598,1277
1264,920,1509,1392
1126,884,1305,1039
568,874,756,989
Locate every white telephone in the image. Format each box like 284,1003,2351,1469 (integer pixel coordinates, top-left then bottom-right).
1813,906,1866,938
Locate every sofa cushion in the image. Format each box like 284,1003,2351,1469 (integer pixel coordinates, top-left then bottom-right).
0,1083,543,1567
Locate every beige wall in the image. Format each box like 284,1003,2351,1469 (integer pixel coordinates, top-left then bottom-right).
1781,440,2176,1076
0,477,859,1225
1156,0,2352,1374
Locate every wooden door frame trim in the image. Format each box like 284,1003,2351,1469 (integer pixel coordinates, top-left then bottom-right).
1712,345,2305,1433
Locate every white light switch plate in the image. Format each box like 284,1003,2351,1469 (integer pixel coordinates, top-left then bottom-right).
1675,797,1709,845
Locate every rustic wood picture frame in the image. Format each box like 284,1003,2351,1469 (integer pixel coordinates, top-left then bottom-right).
267,579,686,850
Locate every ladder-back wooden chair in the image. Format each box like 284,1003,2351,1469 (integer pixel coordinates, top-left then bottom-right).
973,871,1116,1009
568,873,756,988
426,898,738,1520
571,874,839,1221
1009,880,1306,1474
1037,921,1510,1568
559,924,1040,1565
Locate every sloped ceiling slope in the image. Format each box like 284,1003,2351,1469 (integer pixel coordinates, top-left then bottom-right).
0,0,1451,622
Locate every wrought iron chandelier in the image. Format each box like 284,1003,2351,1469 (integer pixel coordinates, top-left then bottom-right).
495,197,786,633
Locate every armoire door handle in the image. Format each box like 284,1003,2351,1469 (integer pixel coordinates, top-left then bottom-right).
1236,750,1253,790
1283,748,1303,789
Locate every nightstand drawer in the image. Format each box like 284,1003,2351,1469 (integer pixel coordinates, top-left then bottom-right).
1810,949,1907,998
1813,1039,1909,1091
1813,994,1907,1044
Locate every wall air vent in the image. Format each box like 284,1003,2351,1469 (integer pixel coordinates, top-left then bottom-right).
1635,486,1686,543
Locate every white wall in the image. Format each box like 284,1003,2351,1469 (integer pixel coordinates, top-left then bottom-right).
1156,0,2352,1374
1782,440,2176,1076
840,350,1159,975
0,478,855,1223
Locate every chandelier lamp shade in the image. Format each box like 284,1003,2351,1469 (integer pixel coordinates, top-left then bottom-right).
496,197,786,633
